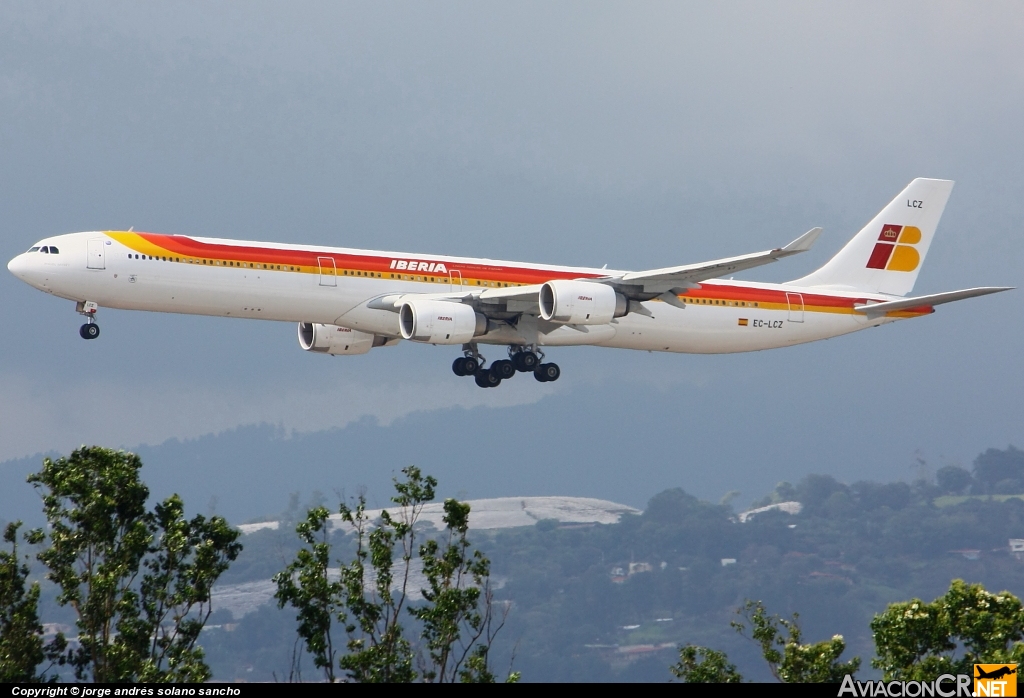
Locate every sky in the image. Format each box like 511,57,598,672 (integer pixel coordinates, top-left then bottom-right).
1,1,1022,517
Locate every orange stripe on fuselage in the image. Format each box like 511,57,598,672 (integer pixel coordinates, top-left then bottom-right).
106,231,592,287
680,283,858,315
104,231,929,319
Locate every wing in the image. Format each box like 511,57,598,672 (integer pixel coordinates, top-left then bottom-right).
367,285,541,309
608,227,821,297
854,286,1012,317
366,227,822,316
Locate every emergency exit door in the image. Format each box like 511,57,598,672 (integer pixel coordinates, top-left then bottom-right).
317,256,337,287
786,292,804,322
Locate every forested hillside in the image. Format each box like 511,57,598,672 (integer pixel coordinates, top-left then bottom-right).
194,446,1024,682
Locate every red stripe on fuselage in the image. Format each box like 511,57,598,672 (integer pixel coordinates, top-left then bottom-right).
131,233,867,310
137,233,595,284
691,283,861,310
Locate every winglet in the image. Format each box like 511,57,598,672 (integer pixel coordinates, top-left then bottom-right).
781,227,822,255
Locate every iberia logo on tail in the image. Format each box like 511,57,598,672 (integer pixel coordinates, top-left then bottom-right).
866,224,922,272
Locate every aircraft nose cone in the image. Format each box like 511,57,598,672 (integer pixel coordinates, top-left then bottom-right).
7,253,27,279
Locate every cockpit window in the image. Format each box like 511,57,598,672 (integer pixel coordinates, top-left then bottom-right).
48,247,59,254
40,246,49,254
28,246,39,252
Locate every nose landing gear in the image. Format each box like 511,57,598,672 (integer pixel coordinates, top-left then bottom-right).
76,300,100,340
452,344,559,388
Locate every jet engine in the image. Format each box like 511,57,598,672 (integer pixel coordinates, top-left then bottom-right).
297,323,394,355
539,280,627,325
399,300,486,344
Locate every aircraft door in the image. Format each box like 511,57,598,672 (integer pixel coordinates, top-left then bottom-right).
317,256,337,287
449,269,464,291
786,292,804,322
87,239,106,269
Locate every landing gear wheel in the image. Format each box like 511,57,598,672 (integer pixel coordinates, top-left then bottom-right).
80,323,100,340
475,369,501,388
534,363,560,382
514,351,538,372
452,357,468,376
463,357,480,374
492,359,515,380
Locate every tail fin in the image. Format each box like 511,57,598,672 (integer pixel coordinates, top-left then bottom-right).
790,178,954,296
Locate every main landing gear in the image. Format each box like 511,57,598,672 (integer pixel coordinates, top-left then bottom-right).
452,345,560,388
76,300,100,340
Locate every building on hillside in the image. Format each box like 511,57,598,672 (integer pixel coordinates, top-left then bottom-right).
610,561,654,583
738,501,803,523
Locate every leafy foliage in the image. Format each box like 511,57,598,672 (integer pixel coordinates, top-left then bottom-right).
936,466,973,495
973,447,1024,494
273,506,342,682
137,495,243,681
671,645,742,683
673,600,859,683
275,466,515,683
871,579,1024,680
410,498,508,683
731,600,860,682
0,522,64,682
27,447,241,682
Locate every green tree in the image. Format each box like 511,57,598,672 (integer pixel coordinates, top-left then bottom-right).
135,495,244,681
28,447,242,682
935,465,973,495
732,600,860,682
410,498,507,682
871,579,1024,680
275,466,516,683
671,646,743,683
0,522,64,682
671,601,860,683
273,505,343,682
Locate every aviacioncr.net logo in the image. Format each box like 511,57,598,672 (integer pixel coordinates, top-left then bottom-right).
866,224,922,272
975,664,1017,697
838,674,972,697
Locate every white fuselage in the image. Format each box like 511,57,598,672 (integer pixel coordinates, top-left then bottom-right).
8,231,911,354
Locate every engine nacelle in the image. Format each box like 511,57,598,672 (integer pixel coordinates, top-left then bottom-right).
539,280,626,325
399,300,486,344
298,323,394,355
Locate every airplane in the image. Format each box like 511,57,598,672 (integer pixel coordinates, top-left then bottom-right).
976,666,1017,680
6,178,1011,388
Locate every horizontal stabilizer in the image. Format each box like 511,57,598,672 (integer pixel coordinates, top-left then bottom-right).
854,287,1012,317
